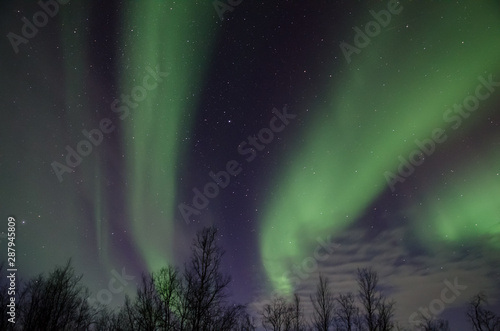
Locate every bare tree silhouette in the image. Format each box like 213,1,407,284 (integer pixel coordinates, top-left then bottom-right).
17,259,94,331
467,292,500,331
413,314,450,331
292,293,307,331
261,295,293,331
5,229,499,331
357,267,395,331
357,267,380,331
153,265,182,330
336,291,362,331
310,274,335,331
183,226,244,330
123,273,162,331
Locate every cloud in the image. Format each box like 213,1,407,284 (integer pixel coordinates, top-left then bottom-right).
250,221,500,327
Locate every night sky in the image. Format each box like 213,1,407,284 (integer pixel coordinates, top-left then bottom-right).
1,0,500,329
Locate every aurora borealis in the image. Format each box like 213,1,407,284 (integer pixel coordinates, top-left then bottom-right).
260,0,500,298
1,1,500,329
118,0,217,275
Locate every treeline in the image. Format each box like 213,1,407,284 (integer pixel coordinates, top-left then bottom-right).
261,271,499,331
0,226,498,330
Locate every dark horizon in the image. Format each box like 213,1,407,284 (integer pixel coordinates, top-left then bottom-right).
1,226,498,330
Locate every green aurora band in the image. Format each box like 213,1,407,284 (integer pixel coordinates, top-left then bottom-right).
119,2,217,271
60,3,114,266
412,146,500,251
260,1,500,295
